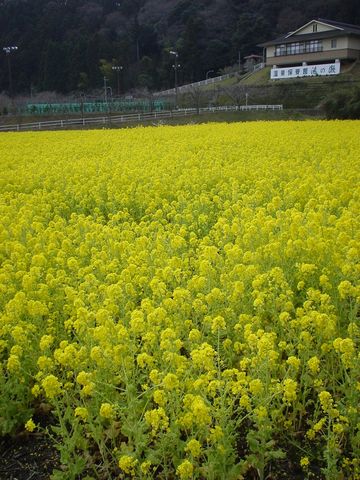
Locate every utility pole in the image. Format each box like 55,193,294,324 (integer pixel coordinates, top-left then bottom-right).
170,50,180,109
104,76,108,103
103,76,110,121
80,92,85,122
107,86,113,117
3,46,18,97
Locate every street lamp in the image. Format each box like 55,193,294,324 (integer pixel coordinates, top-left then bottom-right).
112,65,123,96
103,76,114,118
206,70,214,80
170,50,180,108
3,46,18,97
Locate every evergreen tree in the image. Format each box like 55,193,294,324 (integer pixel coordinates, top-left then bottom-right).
0,0,358,94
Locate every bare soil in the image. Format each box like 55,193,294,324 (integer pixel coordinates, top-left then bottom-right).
0,433,60,480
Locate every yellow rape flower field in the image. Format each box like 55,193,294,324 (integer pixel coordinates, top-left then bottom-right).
0,121,359,480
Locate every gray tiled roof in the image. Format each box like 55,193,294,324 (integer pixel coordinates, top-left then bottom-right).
258,18,360,47
317,18,360,34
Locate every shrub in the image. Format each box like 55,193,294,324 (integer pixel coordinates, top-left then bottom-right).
322,86,360,119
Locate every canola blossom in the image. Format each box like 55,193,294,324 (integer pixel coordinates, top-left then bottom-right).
0,121,359,479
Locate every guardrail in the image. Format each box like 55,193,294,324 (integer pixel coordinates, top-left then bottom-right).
0,104,283,132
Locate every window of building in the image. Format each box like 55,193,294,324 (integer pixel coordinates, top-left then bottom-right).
305,40,323,53
313,24,318,32
275,44,287,56
275,40,322,56
331,39,337,48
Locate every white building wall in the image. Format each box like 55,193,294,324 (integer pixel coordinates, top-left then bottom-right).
323,36,349,50
266,46,276,58
295,21,339,35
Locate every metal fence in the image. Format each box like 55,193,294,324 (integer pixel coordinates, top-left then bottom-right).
22,99,172,115
154,63,266,97
0,104,283,132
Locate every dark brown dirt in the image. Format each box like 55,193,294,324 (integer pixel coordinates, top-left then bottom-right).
0,433,60,480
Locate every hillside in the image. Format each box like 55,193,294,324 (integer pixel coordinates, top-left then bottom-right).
0,0,359,94
170,59,360,112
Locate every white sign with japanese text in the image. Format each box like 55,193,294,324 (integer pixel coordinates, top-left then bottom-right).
270,62,340,80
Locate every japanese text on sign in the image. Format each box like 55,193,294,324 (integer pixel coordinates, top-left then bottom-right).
271,62,340,80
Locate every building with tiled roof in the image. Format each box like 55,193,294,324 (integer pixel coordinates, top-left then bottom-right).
259,19,360,79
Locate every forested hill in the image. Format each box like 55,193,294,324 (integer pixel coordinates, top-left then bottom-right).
1,0,359,95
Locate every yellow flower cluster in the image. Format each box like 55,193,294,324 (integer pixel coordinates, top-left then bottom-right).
176,459,194,479
0,121,359,479
99,402,115,420
118,455,138,475
41,375,62,399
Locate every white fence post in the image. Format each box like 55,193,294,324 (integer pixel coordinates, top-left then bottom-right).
0,104,285,132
